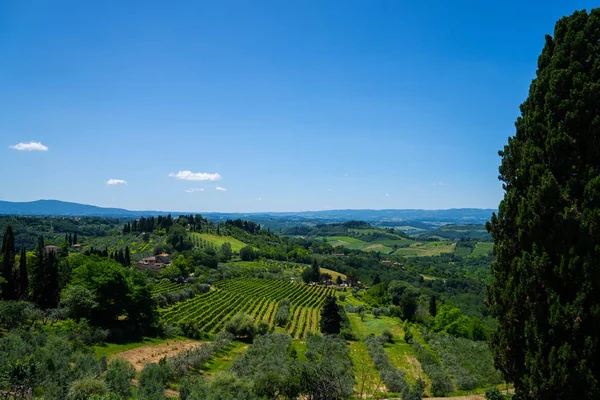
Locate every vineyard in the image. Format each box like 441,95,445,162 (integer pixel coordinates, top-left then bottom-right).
152,278,185,295
160,278,334,338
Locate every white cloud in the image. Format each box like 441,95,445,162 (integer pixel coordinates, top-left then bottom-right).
257,197,263,201
106,179,127,185
385,193,390,197
432,181,446,186
216,186,227,191
169,171,222,181
9,141,49,151
185,188,205,193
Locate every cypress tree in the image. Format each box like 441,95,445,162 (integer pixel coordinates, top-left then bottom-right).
487,8,600,399
30,236,45,307
429,295,437,317
73,232,78,244
124,246,131,267
19,248,28,299
311,258,320,283
43,249,59,309
319,295,341,335
1,225,16,300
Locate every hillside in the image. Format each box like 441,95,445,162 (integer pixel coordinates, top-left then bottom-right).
0,213,500,399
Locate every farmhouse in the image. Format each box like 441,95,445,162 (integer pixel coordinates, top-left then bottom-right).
136,253,172,272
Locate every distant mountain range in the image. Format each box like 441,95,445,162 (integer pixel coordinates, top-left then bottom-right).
0,200,496,225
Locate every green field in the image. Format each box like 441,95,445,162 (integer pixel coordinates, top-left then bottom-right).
470,241,494,257
192,232,248,252
322,236,396,253
392,241,456,257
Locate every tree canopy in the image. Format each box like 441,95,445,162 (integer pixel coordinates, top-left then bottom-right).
487,8,600,399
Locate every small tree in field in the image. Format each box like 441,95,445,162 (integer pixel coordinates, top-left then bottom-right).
320,295,341,335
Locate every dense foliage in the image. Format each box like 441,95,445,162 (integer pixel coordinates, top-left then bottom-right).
487,8,600,399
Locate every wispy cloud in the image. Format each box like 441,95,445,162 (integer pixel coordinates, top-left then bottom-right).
216,186,227,191
385,193,390,197
432,181,446,186
9,141,49,151
107,179,127,185
169,171,222,181
257,197,263,201
184,188,204,193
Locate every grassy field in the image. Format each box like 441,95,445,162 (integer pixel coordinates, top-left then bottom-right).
392,241,456,257
322,236,397,254
323,236,368,250
203,340,249,375
192,232,248,252
470,242,493,257
320,267,347,280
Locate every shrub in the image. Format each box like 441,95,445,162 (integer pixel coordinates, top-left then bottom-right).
338,293,346,302
257,321,270,336
105,358,135,398
365,335,408,394
404,328,414,344
485,387,504,400
67,378,108,400
345,304,355,313
381,329,394,344
225,312,257,339
274,299,291,326
430,371,454,397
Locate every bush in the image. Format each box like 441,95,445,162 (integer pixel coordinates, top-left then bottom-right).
274,299,290,326
225,312,257,339
381,329,394,344
345,304,355,313
457,374,477,390
430,371,454,397
67,378,108,400
257,321,270,336
404,328,413,344
365,335,408,394
485,387,504,400
338,293,346,302
105,358,135,398
139,362,172,399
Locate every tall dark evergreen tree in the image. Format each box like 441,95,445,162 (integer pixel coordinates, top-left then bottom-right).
30,236,45,307
19,248,28,299
320,295,341,335
30,235,59,309
487,8,600,399
429,295,437,318
124,246,131,267
73,232,78,244
1,225,16,300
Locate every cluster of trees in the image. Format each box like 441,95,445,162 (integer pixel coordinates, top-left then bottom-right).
0,216,119,250
63,232,79,246
225,219,262,234
109,246,131,267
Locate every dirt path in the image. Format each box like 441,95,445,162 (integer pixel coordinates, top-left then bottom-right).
110,340,202,371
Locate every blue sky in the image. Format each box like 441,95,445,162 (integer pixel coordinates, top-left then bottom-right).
0,1,596,212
